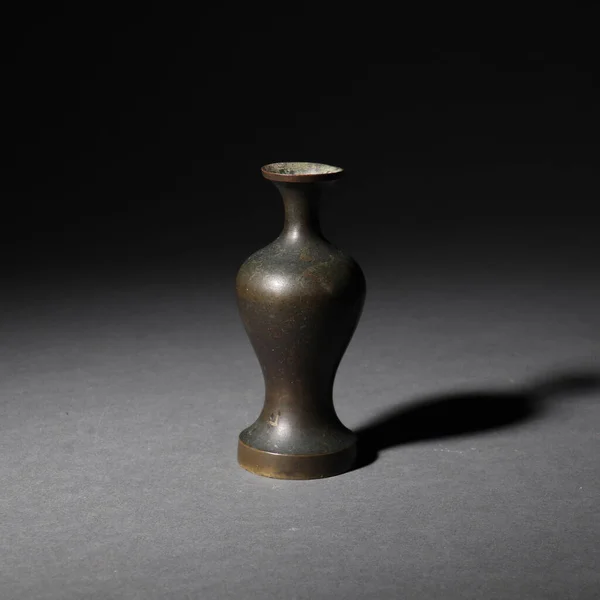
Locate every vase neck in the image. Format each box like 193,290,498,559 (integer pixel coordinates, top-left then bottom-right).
274,182,323,242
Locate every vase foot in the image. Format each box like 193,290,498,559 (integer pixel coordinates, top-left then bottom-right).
237,438,357,480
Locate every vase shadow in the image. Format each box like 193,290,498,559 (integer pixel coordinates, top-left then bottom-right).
352,370,600,471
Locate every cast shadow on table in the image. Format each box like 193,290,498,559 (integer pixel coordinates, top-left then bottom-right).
352,371,600,471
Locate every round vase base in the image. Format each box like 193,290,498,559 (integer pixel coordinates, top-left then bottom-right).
237,438,357,480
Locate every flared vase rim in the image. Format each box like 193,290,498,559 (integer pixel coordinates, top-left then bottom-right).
261,161,344,183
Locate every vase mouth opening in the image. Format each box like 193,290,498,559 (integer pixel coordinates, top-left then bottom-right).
261,162,343,183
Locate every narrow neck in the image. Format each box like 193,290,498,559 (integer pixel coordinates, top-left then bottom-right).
274,182,323,242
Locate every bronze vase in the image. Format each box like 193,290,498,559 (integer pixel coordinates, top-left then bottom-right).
235,162,366,479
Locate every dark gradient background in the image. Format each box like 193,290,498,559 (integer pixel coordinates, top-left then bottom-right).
1,7,600,599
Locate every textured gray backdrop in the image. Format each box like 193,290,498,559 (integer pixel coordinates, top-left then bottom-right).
1,213,599,599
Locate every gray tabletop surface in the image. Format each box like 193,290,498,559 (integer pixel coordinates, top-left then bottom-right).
1,216,599,600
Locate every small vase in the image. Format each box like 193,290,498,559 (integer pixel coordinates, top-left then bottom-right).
235,162,366,479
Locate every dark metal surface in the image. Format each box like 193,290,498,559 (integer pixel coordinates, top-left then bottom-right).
235,162,366,479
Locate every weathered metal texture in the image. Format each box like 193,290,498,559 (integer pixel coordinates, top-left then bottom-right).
236,162,366,479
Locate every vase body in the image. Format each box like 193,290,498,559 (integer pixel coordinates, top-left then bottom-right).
235,162,366,479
